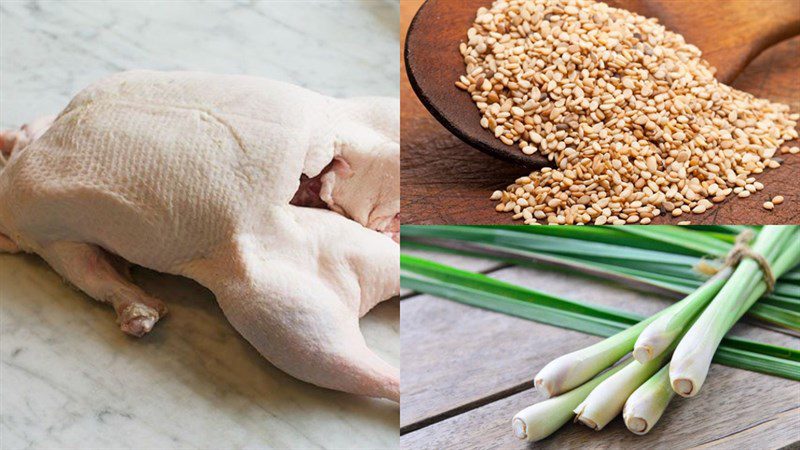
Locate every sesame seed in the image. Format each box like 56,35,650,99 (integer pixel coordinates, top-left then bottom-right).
461,0,798,225
763,201,774,210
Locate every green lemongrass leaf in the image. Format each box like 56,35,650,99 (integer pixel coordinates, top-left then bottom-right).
577,257,704,280
401,254,800,381
676,225,755,236
527,256,799,314
403,239,699,303
615,225,732,256
771,285,800,301
402,225,797,293
493,225,739,252
519,252,798,304
488,225,702,256
402,239,800,332
749,303,800,330
402,226,701,266
403,225,795,282
764,294,800,311
524,253,799,303
494,236,800,300
401,272,624,336
401,253,644,326
782,268,800,282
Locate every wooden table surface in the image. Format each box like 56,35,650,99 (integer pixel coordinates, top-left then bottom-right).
401,0,800,225
399,249,800,449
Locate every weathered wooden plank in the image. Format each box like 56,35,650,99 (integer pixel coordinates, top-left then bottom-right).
401,367,800,449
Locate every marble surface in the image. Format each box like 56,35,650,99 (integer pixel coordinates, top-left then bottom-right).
0,0,399,128
0,1,399,449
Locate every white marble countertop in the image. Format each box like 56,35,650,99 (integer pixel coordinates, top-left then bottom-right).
0,0,399,128
0,1,399,449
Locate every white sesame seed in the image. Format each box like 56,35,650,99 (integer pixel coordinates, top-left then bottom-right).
464,0,798,225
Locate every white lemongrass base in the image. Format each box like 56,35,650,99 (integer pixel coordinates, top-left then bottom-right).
575,354,668,430
633,270,729,364
623,365,674,434
534,334,635,397
513,362,627,441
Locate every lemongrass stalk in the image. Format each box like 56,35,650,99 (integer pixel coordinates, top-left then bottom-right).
573,348,672,431
534,326,643,397
536,267,729,396
671,226,800,397
633,268,731,363
623,365,674,434
513,361,628,442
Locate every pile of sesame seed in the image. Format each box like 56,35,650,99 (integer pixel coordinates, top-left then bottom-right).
456,0,798,225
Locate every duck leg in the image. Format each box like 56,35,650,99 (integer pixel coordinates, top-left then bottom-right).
186,207,399,400
1,115,56,158
38,241,168,337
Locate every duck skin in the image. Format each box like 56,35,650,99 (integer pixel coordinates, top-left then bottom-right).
0,70,400,401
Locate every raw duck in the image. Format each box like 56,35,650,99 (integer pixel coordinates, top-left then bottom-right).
0,70,400,401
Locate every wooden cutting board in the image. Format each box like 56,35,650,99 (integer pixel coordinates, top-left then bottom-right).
401,0,800,225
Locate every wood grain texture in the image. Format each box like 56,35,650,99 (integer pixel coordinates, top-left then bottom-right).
401,377,800,449
406,0,550,167
401,0,800,225
400,252,800,448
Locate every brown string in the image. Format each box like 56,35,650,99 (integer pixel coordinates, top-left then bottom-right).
722,230,776,292
692,230,775,292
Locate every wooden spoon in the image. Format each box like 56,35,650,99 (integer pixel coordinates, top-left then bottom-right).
405,0,800,167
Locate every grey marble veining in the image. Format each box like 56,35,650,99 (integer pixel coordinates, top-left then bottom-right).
0,1,399,448
0,0,399,128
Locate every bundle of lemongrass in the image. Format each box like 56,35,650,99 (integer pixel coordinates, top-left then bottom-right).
400,225,800,441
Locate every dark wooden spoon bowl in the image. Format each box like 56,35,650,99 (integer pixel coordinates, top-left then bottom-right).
405,0,800,168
